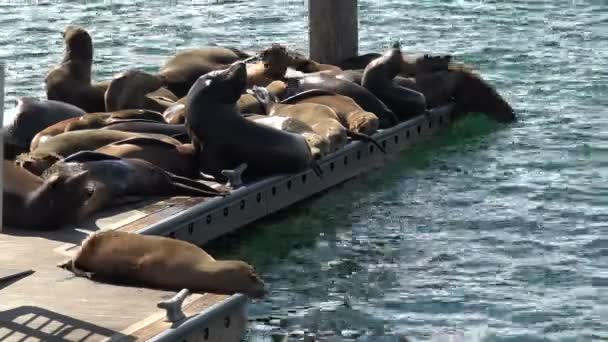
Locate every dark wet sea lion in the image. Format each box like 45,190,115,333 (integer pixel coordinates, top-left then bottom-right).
253,86,386,154
104,69,174,112
285,74,399,128
64,109,166,132
3,97,86,159
58,230,266,298
159,46,252,98
185,62,322,183
43,151,224,201
95,137,199,178
19,129,180,175
243,113,329,159
280,91,379,136
45,26,106,113
3,160,94,230
361,42,427,121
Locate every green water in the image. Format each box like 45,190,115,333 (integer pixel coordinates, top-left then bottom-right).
2,1,606,341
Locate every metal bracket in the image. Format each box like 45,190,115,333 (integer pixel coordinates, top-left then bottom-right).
221,163,248,189
157,288,191,323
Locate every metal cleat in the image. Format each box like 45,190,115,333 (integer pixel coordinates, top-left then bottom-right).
221,163,248,189
157,288,190,323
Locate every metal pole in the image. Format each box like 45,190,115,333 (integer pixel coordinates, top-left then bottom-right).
0,63,4,233
308,0,358,65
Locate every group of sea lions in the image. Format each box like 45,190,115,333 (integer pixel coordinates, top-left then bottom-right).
2,25,515,298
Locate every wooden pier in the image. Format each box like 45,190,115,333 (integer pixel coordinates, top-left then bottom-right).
0,1,463,341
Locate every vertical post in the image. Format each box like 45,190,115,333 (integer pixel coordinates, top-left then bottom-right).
309,0,358,65
0,63,4,233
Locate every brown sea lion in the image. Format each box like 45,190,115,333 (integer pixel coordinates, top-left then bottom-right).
95,137,199,178
3,97,86,159
104,69,175,112
3,160,94,230
338,51,452,76
64,109,166,132
101,121,188,141
43,151,224,201
280,90,379,136
286,50,343,74
162,103,186,124
252,86,386,154
245,44,291,88
58,230,266,298
18,129,180,175
159,46,252,98
185,62,322,183
361,42,428,121
236,80,287,114
45,25,107,113
284,74,399,128
30,117,81,151
243,114,329,159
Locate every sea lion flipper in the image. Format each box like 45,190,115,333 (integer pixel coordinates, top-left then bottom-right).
346,131,387,154
280,89,337,104
109,136,178,148
167,173,225,195
63,151,122,163
57,259,94,279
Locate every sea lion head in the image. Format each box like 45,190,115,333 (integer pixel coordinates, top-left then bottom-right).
36,170,96,227
62,25,93,61
212,260,266,299
259,44,290,79
187,62,247,106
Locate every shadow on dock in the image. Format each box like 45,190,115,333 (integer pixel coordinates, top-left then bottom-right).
0,306,134,341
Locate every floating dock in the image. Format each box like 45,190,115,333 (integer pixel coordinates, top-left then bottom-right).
1,94,455,341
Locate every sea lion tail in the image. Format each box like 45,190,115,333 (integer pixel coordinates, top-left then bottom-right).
346,130,387,154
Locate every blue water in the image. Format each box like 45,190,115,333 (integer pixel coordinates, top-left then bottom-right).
2,1,607,341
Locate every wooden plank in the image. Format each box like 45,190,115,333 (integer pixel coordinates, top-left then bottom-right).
309,0,358,65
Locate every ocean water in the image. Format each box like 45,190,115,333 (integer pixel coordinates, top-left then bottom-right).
1,0,607,341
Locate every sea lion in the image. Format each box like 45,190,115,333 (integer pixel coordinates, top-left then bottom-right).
101,121,188,141
30,117,81,152
185,62,322,183
236,80,287,114
3,97,86,159
64,109,166,132
245,44,291,88
18,129,181,175
104,69,175,112
252,86,386,154
43,151,224,203
95,137,199,178
284,74,399,128
3,160,94,230
243,113,329,159
280,90,380,136
338,51,452,76
361,42,427,121
45,25,107,113
58,230,266,298
286,50,343,74
159,46,252,98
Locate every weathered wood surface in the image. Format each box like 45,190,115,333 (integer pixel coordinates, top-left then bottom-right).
309,0,358,65
0,196,226,342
